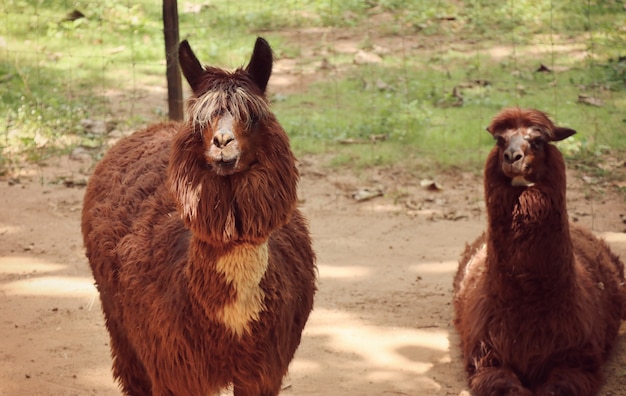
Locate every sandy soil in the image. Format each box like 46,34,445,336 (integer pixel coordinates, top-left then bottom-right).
0,151,625,396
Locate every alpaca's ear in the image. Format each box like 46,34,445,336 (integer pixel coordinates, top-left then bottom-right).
551,127,576,142
245,37,273,94
179,40,204,91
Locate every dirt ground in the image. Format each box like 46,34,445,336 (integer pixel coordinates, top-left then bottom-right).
0,150,625,396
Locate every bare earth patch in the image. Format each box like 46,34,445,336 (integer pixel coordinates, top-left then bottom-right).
0,152,625,396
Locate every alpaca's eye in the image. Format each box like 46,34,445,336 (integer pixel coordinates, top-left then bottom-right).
529,139,544,150
494,135,506,147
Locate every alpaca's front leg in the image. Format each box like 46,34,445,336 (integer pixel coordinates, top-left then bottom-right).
535,366,602,396
469,366,533,396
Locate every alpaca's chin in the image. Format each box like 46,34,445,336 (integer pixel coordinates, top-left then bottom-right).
511,176,535,187
502,167,534,187
212,165,237,176
210,159,239,176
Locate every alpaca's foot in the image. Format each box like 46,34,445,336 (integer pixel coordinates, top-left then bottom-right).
469,367,533,396
535,368,601,396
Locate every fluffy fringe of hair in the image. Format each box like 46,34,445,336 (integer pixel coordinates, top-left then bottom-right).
488,107,557,139
186,86,271,130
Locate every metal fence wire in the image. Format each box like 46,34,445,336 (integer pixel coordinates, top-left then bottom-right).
0,1,624,167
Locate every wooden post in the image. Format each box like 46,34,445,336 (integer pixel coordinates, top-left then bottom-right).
163,0,184,121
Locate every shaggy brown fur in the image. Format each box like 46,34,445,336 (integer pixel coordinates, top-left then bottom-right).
81,37,317,396
453,107,626,396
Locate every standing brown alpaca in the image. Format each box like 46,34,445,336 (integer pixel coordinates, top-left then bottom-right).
453,107,626,395
81,37,317,396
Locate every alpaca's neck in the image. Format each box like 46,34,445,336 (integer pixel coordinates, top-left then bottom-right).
186,238,269,336
482,145,576,296
486,185,574,296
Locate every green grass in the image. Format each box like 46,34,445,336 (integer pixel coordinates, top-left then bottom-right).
1,0,624,174
274,32,626,171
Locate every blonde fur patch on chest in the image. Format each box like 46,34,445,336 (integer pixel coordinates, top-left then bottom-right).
215,242,269,336
459,243,487,293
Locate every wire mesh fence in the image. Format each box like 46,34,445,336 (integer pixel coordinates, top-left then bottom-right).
1,1,624,170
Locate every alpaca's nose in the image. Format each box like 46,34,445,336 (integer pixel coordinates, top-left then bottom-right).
213,131,234,148
503,148,524,164
212,114,236,148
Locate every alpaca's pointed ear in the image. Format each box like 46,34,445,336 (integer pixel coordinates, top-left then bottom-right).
245,37,273,94
178,40,204,91
551,127,576,142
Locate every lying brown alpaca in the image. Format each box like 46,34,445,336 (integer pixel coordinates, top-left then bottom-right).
81,37,317,396
453,107,626,396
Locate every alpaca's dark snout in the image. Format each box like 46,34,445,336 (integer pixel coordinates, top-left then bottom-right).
503,135,526,165
503,147,523,164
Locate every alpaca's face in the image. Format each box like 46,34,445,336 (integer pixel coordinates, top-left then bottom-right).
200,111,261,176
203,113,243,175
487,108,576,187
492,126,548,186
